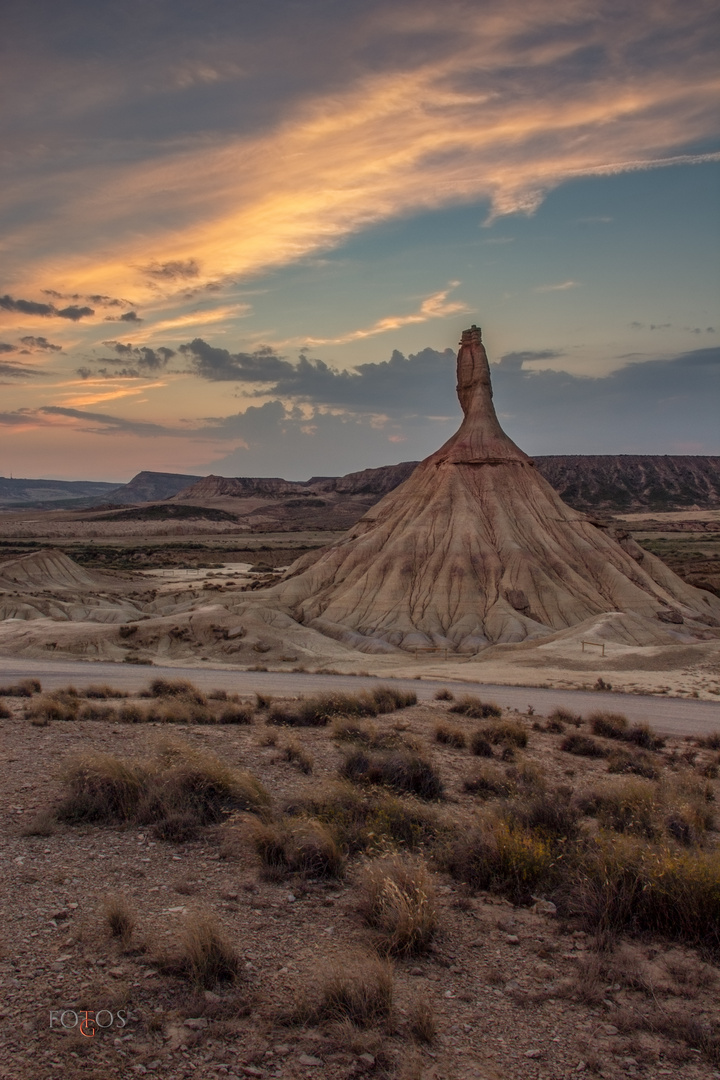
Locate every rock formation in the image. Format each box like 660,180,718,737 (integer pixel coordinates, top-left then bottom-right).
265,326,720,653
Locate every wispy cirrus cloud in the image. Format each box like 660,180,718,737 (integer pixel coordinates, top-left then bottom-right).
2,1,718,302
298,284,469,346
534,280,581,293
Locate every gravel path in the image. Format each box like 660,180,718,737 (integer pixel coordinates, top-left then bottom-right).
0,655,718,736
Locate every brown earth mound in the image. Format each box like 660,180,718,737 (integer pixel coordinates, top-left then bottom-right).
264,327,720,654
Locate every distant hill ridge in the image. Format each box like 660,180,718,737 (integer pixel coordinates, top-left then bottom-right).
1,456,718,512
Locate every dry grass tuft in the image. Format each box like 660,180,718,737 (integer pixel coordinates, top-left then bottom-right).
26,692,80,724
462,763,514,799
561,733,606,758
147,677,207,704
158,909,241,987
469,731,494,757
589,711,629,739
282,738,314,773
358,855,437,955
606,747,659,778
53,739,270,833
450,695,502,719
340,748,444,800
310,955,393,1027
84,684,128,699
433,688,454,701
268,686,416,727
433,722,466,748
0,678,41,696
332,718,403,750
290,781,440,854
251,816,345,879
408,996,436,1043
440,812,556,901
103,893,135,945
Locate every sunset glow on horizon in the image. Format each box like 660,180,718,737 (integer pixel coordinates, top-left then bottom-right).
1,0,718,481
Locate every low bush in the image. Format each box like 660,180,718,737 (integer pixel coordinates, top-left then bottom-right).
462,764,514,799
78,701,117,721
217,703,254,724
561,733,606,758
563,836,720,948
450,695,502,719
0,678,40,696
625,723,665,751
469,732,494,757
0,699,10,719
434,723,466,748
482,721,528,748
547,706,581,729
84,685,128,699
358,855,437,955
696,731,720,750
332,719,402,749
589,711,629,739
269,687,416,727
252,816,345,879
26,692,80,724
574,778,662,838
340,748,444,800
433,688,454,701
606,747,659,779
508,789,578,840
291,782,439,854
440,813,556,902
54,740,270,832
147,677,205,701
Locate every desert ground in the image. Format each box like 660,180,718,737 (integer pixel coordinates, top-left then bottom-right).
1,676,719,1080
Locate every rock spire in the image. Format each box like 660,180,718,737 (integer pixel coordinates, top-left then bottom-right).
264,327,720,653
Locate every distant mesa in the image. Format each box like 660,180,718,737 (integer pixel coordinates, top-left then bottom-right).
262,325,720,653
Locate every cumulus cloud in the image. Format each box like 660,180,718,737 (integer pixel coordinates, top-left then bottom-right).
0,295,94,320
179,339,295,382
19,335,62,351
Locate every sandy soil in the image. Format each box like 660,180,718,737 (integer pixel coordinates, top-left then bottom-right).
1,690,719,1080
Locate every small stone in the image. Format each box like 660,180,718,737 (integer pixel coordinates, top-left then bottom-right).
108,967,125,978
505,934,520,944
241,1068,264,1077
273,1044,291,1055
531,899,557,915
204,990,221,1002
524,1049,542,1058
603,1024,619,1035
297,1053,323,1066
358,1053,375,1066
183,1017,208,1030
409,966,424,976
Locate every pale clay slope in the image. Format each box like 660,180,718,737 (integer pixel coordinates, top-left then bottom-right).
0,326,719,698
262,326,720,652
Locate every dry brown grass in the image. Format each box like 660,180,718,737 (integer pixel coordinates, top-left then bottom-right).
462,763,515,798
408,996,436,1043
103,893,135,946
358,854,438,956
282,738,314,774
54,739,270,833
450,695,502,719
309,955,394,1027
433,722,466,748
251,816,346,879
157,909,241,988
340,747,444,800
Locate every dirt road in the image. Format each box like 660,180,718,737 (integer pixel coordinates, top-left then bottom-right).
1,656,718,737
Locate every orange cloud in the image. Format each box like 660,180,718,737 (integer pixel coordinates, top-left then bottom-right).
297,284,469,346
3,3,719,306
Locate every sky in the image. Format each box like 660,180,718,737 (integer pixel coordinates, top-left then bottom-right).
0,0,718,482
